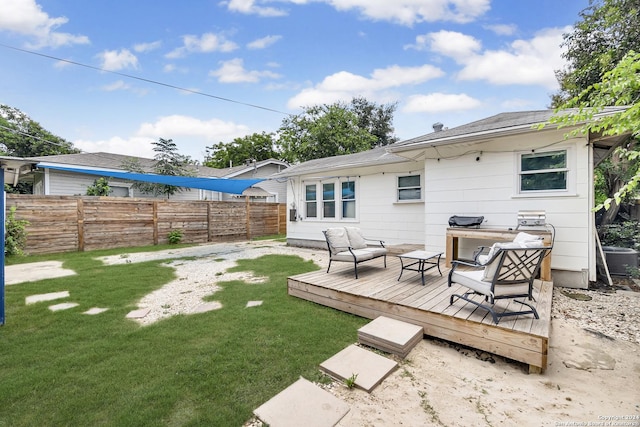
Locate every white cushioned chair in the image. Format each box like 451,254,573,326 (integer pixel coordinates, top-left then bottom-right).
323,227,387,278
448,236,552,324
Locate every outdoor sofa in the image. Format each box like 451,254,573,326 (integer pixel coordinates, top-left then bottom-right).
323,227,387,279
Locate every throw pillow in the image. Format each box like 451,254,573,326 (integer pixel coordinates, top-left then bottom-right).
345,227,368,249
325,228,351,253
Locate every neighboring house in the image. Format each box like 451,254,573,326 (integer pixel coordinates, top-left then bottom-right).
275,108,629,289
24,153,289,202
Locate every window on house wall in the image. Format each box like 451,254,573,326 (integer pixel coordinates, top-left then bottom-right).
323,183,335,218
341,181,355,218
305,184,317,218
519,150,568,192
397,174,422,201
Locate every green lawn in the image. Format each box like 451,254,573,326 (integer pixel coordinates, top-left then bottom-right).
1,247,366,426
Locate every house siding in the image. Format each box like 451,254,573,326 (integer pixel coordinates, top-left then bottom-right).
422,130,592,287
286,161,425,247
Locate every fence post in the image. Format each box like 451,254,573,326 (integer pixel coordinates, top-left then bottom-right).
153,201,158,245
245,196,251,240
77,198,84,252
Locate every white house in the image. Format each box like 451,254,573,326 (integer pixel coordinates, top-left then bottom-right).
25,152,289,202
276,109,629,289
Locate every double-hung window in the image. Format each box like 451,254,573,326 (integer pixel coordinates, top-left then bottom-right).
323,183,336,218
303,179,357,220
519,150,568,193
397,175,422,201
341,181,356,218
305,184,317,218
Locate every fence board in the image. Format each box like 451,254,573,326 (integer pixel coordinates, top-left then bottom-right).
6,195,285,255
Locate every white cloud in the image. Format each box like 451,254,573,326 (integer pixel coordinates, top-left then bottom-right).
484,24,518,36
136,115,250,141
75,115,252,159
456,27,570,89
221,0,490,25
325,0,490,25
224,0,288,17
101,80,131,92
97,49,139,71
133,40,162,53
0,0,89,48
403,93,482,113
247,35,282,49
209,58,281,83
287,64,444,109
418,30,482,61
166,32,238,58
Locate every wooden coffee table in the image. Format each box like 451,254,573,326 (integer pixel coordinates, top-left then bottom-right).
397,251,443,285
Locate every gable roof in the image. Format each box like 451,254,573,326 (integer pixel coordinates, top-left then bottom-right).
272,146,410,178
388,107,629,154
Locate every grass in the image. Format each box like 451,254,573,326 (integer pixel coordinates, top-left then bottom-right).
1,247,366,426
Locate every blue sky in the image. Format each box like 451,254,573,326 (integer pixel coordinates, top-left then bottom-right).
0,0,589,162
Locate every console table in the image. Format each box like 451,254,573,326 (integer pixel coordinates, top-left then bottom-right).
445,228,553,281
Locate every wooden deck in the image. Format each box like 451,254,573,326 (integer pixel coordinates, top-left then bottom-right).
288,256,553,373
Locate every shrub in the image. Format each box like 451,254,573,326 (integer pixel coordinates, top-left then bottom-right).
598,220,640,251
167,229,183,244
5,206,29,256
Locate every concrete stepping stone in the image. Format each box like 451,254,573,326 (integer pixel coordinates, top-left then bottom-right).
320,344,398,393
25,291,70,305
6,261,76,285
126,308,151,319
84,307,109,315
246,300,263,308
192,302,222,313
358,316,423,358
254,377,349,427
49,302,79,311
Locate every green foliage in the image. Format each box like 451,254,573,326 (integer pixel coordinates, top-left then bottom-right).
553,0,640,106
121,138,195,199
547,51,640,213
598,220,640,251
345,373,358,389
5,206,29,256
0,104,80,157
167,229,183,244
278,103,377,163
204,132,279,168
86,177,111,196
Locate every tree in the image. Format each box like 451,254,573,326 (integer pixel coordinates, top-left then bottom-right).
203,132,279,169
122,138,195,199
552,0,640,107
277,102,378,163
0,104,80,157
350,96,399,147
86,177,111,196
547,51,640,224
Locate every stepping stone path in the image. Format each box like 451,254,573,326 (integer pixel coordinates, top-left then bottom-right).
253,316,423,426
246,300,263,308
84,307,109,315
25,291,70,305
49,302,79,312
126,308,151,319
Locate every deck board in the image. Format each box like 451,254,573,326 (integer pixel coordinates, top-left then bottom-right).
288,256,553,372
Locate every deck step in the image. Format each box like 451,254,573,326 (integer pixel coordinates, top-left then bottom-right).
358,316,424,358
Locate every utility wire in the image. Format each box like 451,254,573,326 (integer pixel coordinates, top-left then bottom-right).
0,43,291,116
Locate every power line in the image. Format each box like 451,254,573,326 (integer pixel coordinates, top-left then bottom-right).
0,43,291,116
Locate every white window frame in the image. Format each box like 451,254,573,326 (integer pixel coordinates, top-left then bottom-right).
515,147,576,196
396,174,423,202
304,183,318,218
302,179,358,221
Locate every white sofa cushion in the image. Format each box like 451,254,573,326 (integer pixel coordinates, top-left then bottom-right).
345,227,368,249
325,228,351,254
331,249,375,262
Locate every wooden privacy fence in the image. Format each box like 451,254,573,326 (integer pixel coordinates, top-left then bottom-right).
6,195,287,255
